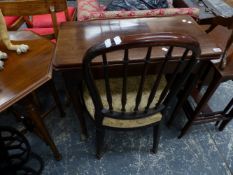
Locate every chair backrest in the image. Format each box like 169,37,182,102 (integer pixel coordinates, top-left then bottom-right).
83,33,201,124
0,0,70,37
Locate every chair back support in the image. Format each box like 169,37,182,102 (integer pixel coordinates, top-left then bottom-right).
0,0,70,37
83,33,201,124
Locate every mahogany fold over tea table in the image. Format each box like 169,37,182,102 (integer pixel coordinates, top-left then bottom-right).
53,16,222,139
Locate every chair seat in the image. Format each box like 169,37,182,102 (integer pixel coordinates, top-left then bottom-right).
24,28,54,36
4,16,20,27
84,75,166,128
31,7,76,28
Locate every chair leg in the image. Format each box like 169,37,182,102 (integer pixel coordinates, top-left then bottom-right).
47,80,65,118
151,123,160,154
96,127,105,159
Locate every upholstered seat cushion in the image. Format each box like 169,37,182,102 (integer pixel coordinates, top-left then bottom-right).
31,7,76,28
84,75,166,128
4,16,20,27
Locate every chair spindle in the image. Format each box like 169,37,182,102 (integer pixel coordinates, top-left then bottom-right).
121,49,129,112
145,46,173,111
102,53,113,111
134,47,152,112
156,48,189,107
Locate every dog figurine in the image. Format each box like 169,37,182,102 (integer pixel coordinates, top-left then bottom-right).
0,9,29,69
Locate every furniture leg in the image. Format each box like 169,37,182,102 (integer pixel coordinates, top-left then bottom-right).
164,59,198,119
220,29,233,69
96,127,105,159
47,80,65,117
31,91,41,109
206,23,218,33
167,73,199,127
215,120,220,127
197,62,212,90
219,119,231,131
62,71,88,140
219,100,233,131
178,71,222,138
22,94,61,160
151,123,160,154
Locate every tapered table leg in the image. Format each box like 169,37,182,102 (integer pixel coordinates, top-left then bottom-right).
178,71,221,138
62,70,88,140
47,80,66,117
22,94,61,160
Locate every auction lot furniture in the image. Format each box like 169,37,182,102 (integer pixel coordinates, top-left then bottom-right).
0,31,61,160
82,32,201,158
168,58,233,138
53,16,222,139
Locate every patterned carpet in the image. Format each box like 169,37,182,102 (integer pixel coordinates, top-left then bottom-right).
12,77,231,175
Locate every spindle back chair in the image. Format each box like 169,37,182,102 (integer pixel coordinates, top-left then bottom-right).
83,32,201,158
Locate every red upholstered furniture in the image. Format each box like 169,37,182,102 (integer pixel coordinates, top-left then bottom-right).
77,0,199,21
29,6,76,28
4,16,24,30
24,2,77,41
24,28,55,39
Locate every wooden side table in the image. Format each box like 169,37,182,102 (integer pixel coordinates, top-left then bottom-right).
0,31,61,160
168,56,233,138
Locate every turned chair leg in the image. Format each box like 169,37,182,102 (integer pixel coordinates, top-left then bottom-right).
151,123,160,154
96,127,105,159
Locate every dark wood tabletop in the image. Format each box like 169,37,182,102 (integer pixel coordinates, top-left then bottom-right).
0,31,54,112
53,15,222,70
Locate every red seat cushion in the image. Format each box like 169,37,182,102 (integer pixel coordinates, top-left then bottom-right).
24,28,56,43
24,28,54,36
50,39,56,43
4,16,20,27
32,7,76,28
